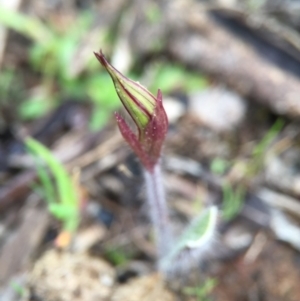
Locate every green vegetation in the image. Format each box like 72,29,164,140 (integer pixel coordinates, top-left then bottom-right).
104,246,131,266
211,119,284,221
249,118,284,176
150,62,208,94
10,281,26,297
145,2,162,24
161,207,218,270
0,5,52,42
0,69,16,101
210,157,230,175
183,278,217,301
86,73,121,130
26,137,80,233
221,183,245,221
0,5,118,128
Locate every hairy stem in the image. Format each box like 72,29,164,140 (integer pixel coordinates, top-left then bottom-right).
144,163,172,262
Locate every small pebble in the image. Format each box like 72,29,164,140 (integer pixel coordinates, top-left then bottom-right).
189,87,246,132
163,96,185,123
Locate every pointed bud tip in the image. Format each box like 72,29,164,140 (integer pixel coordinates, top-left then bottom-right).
157,89,162,102
94,50,108,68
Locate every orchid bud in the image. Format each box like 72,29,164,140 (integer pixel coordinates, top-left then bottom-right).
94,50,168,172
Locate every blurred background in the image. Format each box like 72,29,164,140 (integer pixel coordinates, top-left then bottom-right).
1,0,300,300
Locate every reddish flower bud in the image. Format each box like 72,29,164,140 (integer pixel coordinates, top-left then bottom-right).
94,50,168,171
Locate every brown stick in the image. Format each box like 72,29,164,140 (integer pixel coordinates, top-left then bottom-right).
166,6,300,117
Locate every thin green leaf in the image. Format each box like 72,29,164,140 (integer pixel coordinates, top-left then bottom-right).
35,160,56,204
0,5,53,43
161,206,218,269
25,137,77,207
222,183,245,221
252,118,284,158
48,203,77,220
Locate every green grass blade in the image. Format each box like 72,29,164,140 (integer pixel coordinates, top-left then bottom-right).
252,118,284,158
25,137,77,208
222,183,245,221
0,5,53,43
161,206,218,270
35,158,56,204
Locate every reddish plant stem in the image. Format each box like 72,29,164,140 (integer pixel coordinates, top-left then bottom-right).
144,163,172,261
